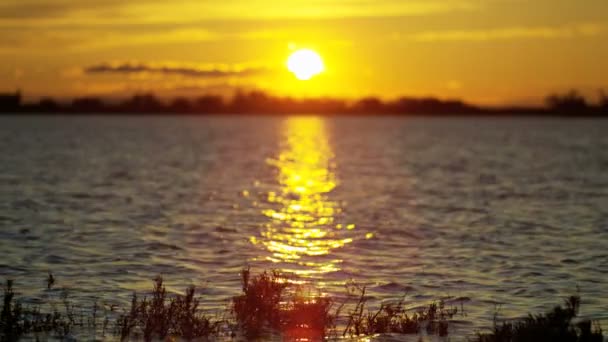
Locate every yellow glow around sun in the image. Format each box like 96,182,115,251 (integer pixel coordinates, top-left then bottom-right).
287,49,324,80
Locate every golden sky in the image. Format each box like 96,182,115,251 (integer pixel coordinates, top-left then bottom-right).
1,0,607,105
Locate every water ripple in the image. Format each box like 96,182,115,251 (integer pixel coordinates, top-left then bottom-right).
0,116,606,339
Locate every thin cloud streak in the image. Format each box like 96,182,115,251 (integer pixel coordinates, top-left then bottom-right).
0,0,477,20
410,23,604,42
84,62,273,78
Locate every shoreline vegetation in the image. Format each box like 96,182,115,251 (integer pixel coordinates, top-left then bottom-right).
1,89,608,117
1,270,603,341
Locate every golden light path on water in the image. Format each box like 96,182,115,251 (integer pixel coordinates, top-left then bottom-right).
250,117,368,278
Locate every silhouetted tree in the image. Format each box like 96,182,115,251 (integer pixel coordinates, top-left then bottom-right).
306,98,346,114
38,97,60,112
0,90,21,112
169,97,191,113
195,95,224,113
121,93,164,113
385,97,477,114
353,97,383,113
599,89,608,112
230,91,274,113
72,97,105,113
4,89,607,116
545,90,588,114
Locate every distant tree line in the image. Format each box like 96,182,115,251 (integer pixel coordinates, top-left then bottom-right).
1,89,607,116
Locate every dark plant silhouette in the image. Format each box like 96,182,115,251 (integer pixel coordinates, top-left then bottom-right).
1,274,604,341
46,272,55,290
169,97,192,113
545,90,589,114
72,97,106,113
114,276,219,341
341,282,456,337
599,89,608,111
0,91,21,112
4,89,607,115
232,268,288,338
474,295,603,342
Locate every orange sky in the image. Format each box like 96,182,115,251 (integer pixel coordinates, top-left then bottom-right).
1,0,607,105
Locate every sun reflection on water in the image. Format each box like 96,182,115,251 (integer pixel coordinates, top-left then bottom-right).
250,117,357,277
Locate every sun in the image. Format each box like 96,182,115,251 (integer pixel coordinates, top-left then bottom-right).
287,49,324,81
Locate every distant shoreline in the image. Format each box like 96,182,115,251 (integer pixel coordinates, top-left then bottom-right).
2,89,607,117
3,112,608,118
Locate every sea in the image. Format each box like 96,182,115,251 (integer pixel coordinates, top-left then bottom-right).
1,115,607,340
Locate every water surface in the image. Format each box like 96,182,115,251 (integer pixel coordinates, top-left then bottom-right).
1,115,607,339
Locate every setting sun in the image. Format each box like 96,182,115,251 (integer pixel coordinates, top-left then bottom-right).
287,49,325,81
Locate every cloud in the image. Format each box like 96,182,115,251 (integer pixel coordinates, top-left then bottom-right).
84,62,272,78
0,0,477,21
0,0,123,19
410,23,604,42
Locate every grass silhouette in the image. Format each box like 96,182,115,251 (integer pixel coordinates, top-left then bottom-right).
1,279,93,341
474,295,603,342
232,269,288,339
1,272,604,341
339,281,455,337
232,268,334,340
115,276,220,340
